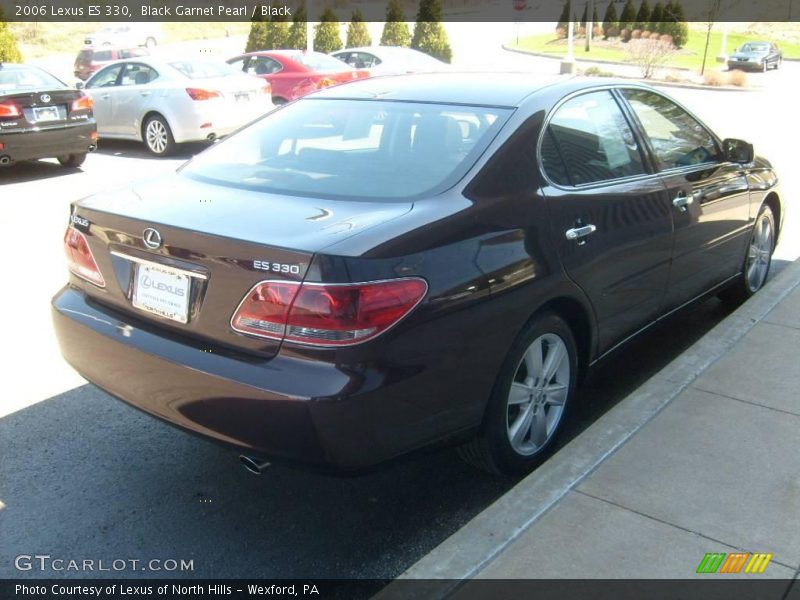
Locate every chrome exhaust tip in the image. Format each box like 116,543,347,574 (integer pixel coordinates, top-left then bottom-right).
206,133,217,142
88,145,97,153
239,454,270,475
0,156,11,166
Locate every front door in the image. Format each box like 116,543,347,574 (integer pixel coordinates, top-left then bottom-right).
620,88,751,312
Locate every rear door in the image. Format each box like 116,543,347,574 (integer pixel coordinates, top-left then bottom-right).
619,88,751,312
541,89,674,355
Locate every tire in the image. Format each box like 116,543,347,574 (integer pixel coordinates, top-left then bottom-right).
458,311,578,476
57,153,86,168
145,37,157,48
719,204,775,306
143,114,175,156
762,60,768,72
272,97,288,106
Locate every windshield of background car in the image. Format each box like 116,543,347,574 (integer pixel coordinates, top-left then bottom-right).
741,43,769,52
181,98,512,201
0,67,66,92
169,60,237,79
291,52,355,71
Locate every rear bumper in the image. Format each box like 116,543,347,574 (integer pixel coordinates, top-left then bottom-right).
51,286,470,470
169,100,271,144
0,121,96,164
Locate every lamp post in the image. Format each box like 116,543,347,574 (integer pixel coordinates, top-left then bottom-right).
561,20,576,73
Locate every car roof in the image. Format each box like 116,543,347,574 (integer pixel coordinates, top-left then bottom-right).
311,72,570,107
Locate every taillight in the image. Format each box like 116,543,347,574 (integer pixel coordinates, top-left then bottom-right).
316,78,337,89
260,83,272,95
0,100,21,118
63,225,105,287
186,88,221,101
231,279,427,346
71,94,94,112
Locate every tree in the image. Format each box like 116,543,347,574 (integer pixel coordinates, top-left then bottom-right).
0,10,21,62
634,0,651,30
625,37,676,77
287,2,307,50
411,0,452,63
619,0,637,31
314,8,342,53
381,0,411,47
245,6,268,52
346,10,371,48
557,0,572,30
649,1,665,32
663,1,688,47
579,2,587,28
700,0,722,74
602,1,618,37
265,7,290,50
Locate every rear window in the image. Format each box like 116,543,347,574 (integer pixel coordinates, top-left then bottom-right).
169,60,236,80
182,98,511,201
77,49,93,61
92,50,113,62
0,67,66,92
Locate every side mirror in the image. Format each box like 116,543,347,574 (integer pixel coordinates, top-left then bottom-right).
75,81,85,90
722,138,753,164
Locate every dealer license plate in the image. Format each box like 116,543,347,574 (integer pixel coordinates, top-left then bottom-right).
33,106,60,122
132,263,191,323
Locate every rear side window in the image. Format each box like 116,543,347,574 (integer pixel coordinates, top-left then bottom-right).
182,98,511,201
542,91,646,186
621,89,720,170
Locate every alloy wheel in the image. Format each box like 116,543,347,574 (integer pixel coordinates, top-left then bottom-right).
146,119,168,154
506,333,570,456
746,212,773,292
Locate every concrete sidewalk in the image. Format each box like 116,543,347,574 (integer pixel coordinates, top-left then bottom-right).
381,259,800,596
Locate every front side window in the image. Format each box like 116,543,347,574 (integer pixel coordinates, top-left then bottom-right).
87,64,123,88
542,90,645,186
182,98,510,201
622,89,720,170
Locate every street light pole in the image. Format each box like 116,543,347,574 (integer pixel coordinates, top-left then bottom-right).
585,0,594,52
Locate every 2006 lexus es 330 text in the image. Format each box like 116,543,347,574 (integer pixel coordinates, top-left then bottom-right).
52,74,783,476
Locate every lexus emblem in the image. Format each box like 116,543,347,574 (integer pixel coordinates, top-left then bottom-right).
40,94,51,103
142,228,163,249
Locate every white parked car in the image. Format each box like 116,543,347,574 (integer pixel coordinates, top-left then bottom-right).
82,58,273,155
84,24,161,48
330,46,450,76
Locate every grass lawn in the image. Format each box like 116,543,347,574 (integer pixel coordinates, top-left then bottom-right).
511,29,800,72
9,22,249,60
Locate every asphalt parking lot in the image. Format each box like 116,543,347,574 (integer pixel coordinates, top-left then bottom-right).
1,32,798,585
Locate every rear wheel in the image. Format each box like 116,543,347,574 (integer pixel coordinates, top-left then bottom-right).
272,97,288,106
720,204,775,306
458,312,577,476
143,115,175,156
57,153,86,168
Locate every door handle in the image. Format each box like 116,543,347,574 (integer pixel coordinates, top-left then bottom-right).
100,94,110,100
565,224,597,242
140,91,151,96
673,194,694,211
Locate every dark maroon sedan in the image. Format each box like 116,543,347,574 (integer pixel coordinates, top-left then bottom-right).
52,74,782,476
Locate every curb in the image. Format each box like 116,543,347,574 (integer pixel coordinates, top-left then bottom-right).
501,44,762,92
377,258,800,598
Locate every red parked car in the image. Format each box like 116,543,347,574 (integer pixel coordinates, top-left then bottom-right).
226,50,369,105
74,46,149,81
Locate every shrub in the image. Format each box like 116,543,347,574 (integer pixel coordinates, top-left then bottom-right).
313,7,342,53
703,70,727,86
245,6,268,52
0,8,21,63
345,10,371,48
555,26,567,39
584,66,615,76
381,0,411,47
593,25,603,37
625,37,677,78
649,1,665,32
631,29,642,39
557,0,571,31
634,0,651,30
605,26,620,39
620,28,632,42
619,0,637,31
602,1,618,38
659,33,673,45
728,69,748,86
640,30,651,39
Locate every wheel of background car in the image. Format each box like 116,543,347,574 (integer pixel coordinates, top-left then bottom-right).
146,37,157,48
57,153,87,168
272,97,288,106
719,204,775,306
143,115,175,156
458,311,577,476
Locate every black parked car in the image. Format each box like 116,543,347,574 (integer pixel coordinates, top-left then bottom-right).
0,63,97,168
52,75,782,476
727,41,782,72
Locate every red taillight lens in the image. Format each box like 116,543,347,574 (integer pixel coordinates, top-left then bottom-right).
260,83,272,95
231,279,427,346
0,100,21,118
71,94,94,112
186,88,221,101
63,226,105,287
